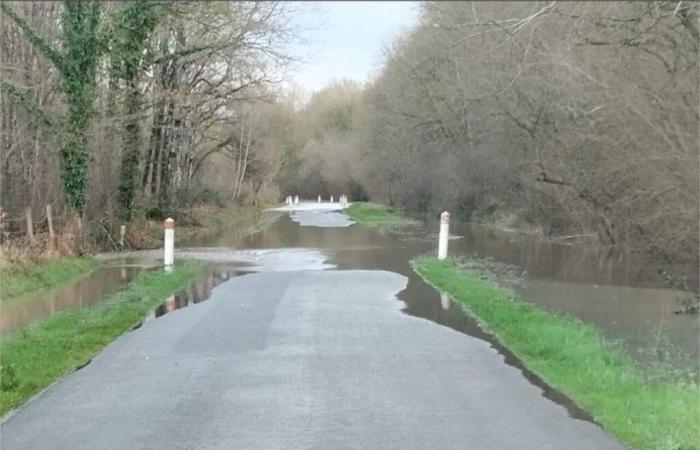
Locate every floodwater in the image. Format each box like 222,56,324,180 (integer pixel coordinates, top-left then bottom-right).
1,265,143,334
6,205,698,375
449,224,699,369
237,211,698,371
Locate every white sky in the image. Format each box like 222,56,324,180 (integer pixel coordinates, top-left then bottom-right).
287,1,420,95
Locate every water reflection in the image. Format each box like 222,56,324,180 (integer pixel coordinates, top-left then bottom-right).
450,222,698,290
440,292,450,310
150,265,251,319
1,266,143,334
231,215,698,370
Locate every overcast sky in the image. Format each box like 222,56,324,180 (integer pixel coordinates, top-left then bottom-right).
288,1,419,94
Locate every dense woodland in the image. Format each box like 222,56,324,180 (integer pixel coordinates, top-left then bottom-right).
1,2,698,263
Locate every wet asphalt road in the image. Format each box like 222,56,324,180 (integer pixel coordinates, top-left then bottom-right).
1,206,627,450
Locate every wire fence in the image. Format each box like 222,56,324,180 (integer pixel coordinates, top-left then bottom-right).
0,205,71,244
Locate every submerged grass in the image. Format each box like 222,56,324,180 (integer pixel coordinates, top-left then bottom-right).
0,261,202,415
0,257,98,302
413,257,699,450
345,202,417,227
129,204,270,249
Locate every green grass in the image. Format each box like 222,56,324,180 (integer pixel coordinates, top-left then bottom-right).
1,257,98,302
345,202,417,227
413,257,699,450
0,261,203,415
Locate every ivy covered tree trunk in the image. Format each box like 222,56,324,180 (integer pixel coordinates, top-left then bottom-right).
1,1,102,216
117,80,142,220
58,2,101,216
113,1,161,220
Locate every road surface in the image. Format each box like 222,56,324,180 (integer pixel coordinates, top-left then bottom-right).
1,205,627,449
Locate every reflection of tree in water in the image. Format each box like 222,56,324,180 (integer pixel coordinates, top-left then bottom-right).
154,268,244,318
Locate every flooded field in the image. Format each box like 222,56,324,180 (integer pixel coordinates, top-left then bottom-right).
7,206,698,373
1,265,143,334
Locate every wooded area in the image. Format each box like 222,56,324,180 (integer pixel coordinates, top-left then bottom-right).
1,1,296,252
280,2,699,262
1,1,698,263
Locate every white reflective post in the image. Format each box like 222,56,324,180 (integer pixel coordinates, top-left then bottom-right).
330,195,334,203
119,224,126,248
440,292,450,310
294,195,299,205
164,217,175,267
438,211,449,260
318,195,322,203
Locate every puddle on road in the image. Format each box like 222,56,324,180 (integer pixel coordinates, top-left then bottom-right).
146,264,253,320
1,265,143,334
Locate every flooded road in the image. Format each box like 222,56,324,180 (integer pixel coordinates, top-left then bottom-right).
7,204,698,372
3,203,695,449
2,207,628,449
183,208,694,372
205,211,693,371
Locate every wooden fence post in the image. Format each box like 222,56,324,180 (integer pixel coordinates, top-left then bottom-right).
0,208,5,243
25,207,35,245
46,204,56,248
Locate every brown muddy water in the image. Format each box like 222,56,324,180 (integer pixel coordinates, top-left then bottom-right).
5,208,698,376
1,265,143,334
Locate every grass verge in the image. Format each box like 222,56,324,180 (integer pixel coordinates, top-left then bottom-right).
412,257,699,450
345,202,417,227
1,257,98,302
0,261,203,415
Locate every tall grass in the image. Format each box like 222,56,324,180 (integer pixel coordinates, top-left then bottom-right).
413,257,699,450
1,257,97,301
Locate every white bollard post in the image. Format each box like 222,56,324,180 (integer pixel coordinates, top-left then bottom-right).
294,195,299,205
330,195,334,203
438,211,449,260
318,195,322,203
119,224,126,248
440,292,450,310
164,217,175,267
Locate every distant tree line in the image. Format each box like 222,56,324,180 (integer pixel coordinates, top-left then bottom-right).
276,2,698,262
2,1,698,262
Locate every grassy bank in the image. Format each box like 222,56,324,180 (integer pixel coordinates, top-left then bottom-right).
0,261,202,415
345,202,416,227
413,257,699,450
0,257,98,302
